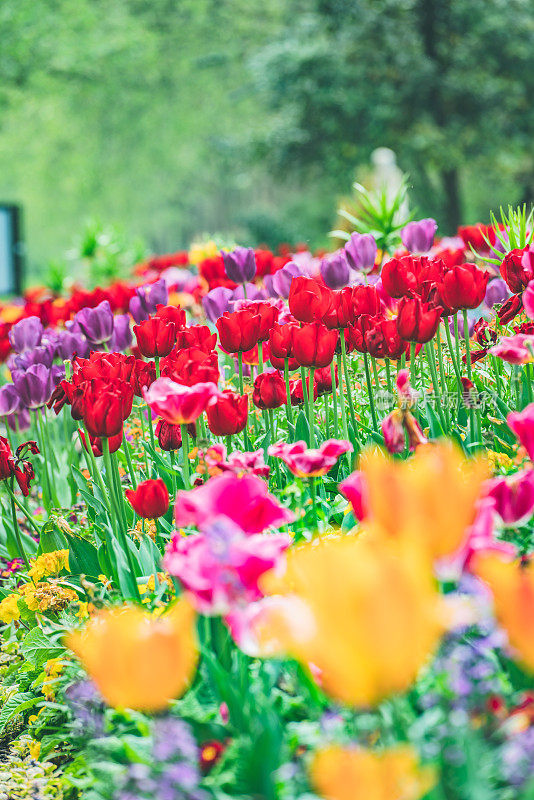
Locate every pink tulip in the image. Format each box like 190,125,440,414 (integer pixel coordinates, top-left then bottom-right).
163,518,291,614
486,470,534,526
225,595,316,657
143,377,219,425
523,280,534,320
381,409,406,454
268,439,352,477
508,402,534,460
490,334,534,365
338,471,369,522
175,472,294,534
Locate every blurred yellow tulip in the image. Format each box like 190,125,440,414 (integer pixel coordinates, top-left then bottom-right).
311,744,436,800
260,534,445,706
361,442,487,558
66,598,198,711
474,554,534,671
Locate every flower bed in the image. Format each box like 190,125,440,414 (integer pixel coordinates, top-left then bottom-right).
0,208,533,799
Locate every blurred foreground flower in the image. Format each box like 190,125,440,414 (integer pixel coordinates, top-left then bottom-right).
257,534,445,706
311,744,435,800
360,442,487,558
474,554,534,672
66,599,198,711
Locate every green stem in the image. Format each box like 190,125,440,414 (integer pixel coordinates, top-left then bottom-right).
330,360,339,437
8,486,30,569
340,333,358,439
444,319,463,390
425,342,447,431
363,353,378,431
463,309,476,441
336,353,349,441
123,437,138,489
308,368,315,447
283,358,293,424
181,424,190,489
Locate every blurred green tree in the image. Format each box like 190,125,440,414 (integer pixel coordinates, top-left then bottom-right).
250,0,534,231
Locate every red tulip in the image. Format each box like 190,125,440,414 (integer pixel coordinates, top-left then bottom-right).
288,277,333,323
79,428,123,457
132,359,157,397
154,304,186,329
365,318,407,359
439,263,489,310
352,285,382,317
175,325,217,353
293,322,338,368
347,316,378,354
314,364,338,396
161,347,219,387
396,297,442,343
126,478,169,519
251,301,280,341
155,420,196,451
206,390,248,436
381,256,419,298
500,248,534,293
269,322,298,360
134,317,176,358
82,379,133,438
216,309,261,353
252,371,286,410
322,288,356,329
498,294,524,325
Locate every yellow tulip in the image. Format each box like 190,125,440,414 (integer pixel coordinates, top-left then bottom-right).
311,744,436,800
66,598,198,711
361,442,487,558
474,554,534,671
260,534,445,706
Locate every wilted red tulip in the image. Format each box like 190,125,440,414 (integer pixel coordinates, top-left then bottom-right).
252,371,286,410
288,277,333,323
365,318,407,360
396,297,442,343
126,478,169,518
134,317,176,358
439,263,489,310
0,437,39,497
206,390,248,436
498,293,524,325
293,322,338,368
500,247,534,293
83,379,133,439
216,309,261,353
132,359,157,397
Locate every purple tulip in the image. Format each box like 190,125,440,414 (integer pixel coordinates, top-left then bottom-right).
401,218,437,253
484,278,510,309
271,262,304,298
320,252,351,289
8,316,43,353
129,278,168,323
222,247,257,284
7,407,31,433
74,300,114,345
55,330,90,360
202,287,233,323
449,314,476,340
12,364,54,409
344,233,377,271
0,384,20,416
109,314,132,352
231,283,265,304
11,344,56,371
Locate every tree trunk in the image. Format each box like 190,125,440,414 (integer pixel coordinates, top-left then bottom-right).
441,168,461,234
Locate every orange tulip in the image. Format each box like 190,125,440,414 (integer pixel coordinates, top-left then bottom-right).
259,534,445,706
360,442,487,558
311,744,436,800
66,598,198,711
474,554,534,671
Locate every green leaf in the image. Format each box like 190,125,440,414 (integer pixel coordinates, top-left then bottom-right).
21,627,64,667
0,692,40,733
293,410,309,444
65,532,101,578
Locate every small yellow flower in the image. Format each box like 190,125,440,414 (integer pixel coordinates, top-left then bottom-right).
20,580,77,614
28,740,41,760
0,593,21,624
28,549,70,582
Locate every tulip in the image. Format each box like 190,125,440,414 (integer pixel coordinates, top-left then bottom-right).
271,261,305,298
344,232,377,272
486,470,534,527
175,472,294,534
0,384,20,417
252,370,286,410
8,316,43,353
108,314,132,352
498,293,524,325
401,218,437,253
293,322,338,368
163,518,291,614
439,263,489,310
258,534,444,706
360,442,488,559
365,318,407,360
288,277,333,323
314,363,338,396
0,436,39,497
65,599,198,711
268,439,352,477
206,390,248,436
490,334,534,365
474,554,534,671
216,309,261,353
175,324,217,353
320,252,351,289
82,379,133,438
268,321,298,360
55,330,89,360
132,358,156,397
500,247,534,294
161,347,219,387
154,303,186,329
381,409,407,454
144,377,218,425
129,278,168,323
311,744,436,800
75,300,114,345
381,256,419,298
338,470,369,521
396,296,442,343
79,428,123,458
126,477,169,518
485,278,510,309
156,419,188,451
202,287,233,322
134,317,176,358
507,403,534,460
221,246,256,284
12,364,54,409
